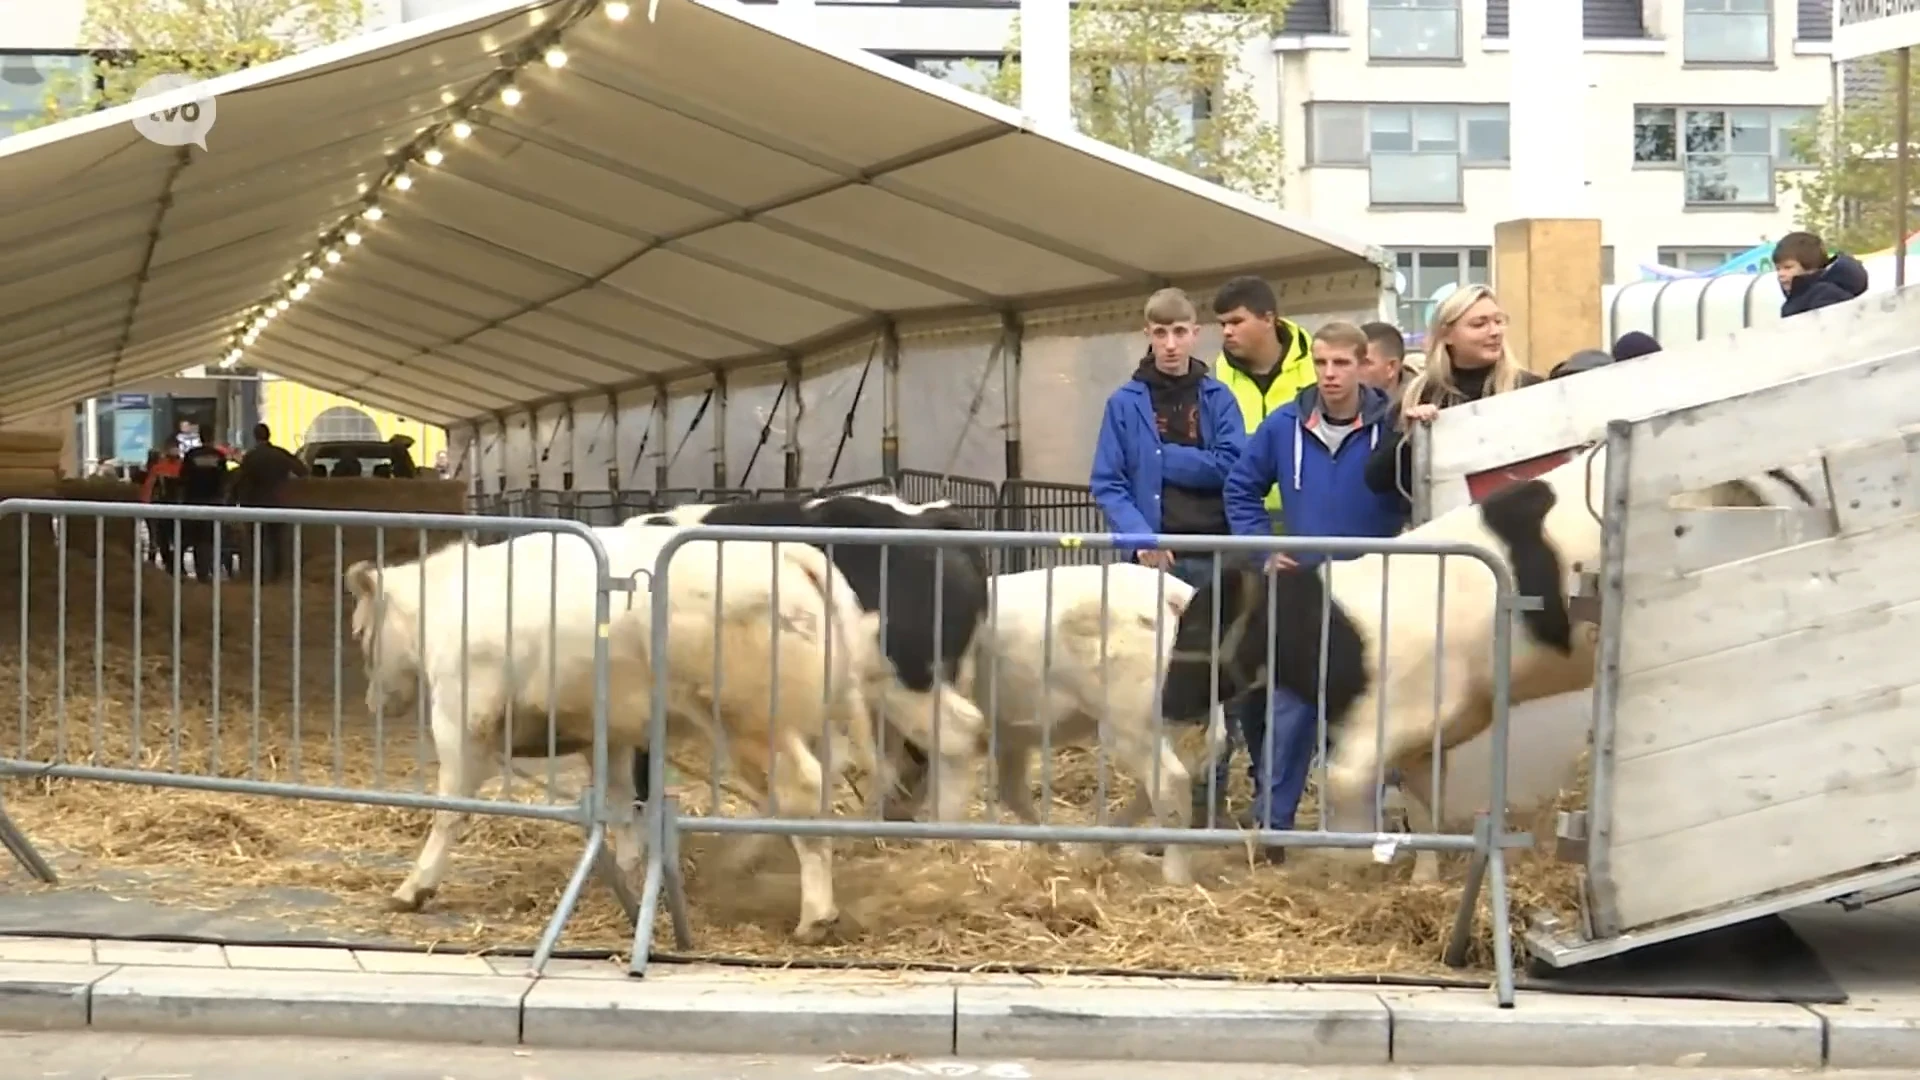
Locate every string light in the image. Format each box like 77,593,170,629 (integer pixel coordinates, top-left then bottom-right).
221,0,628,368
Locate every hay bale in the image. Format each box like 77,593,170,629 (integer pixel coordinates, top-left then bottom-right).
276,478,472,583
0,431,65,456
0,467,60,490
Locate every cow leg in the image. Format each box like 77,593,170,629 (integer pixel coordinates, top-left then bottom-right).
1108,729,1195,885
391,701,498,912
990,734,1042,826
1396,751,1444,883
768,730,843,944
606,741,646,874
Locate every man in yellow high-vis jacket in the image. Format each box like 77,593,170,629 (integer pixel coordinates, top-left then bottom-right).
1210,276,1316,532
1198,275,1315,828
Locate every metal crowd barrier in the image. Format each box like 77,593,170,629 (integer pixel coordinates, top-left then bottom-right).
629,527,1533,1006
0,499,625,975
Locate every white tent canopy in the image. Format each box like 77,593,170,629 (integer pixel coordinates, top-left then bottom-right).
0,0,1387,485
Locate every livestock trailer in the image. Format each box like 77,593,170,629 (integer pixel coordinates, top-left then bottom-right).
1410,285,1920,968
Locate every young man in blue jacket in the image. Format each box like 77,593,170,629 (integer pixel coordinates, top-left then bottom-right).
1221,320,1409,851
1090,288,1248,823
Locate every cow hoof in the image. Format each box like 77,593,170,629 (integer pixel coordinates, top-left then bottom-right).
387,886,434,913
792,911,847,945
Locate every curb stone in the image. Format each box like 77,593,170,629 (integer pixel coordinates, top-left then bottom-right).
953,985,1389,1063
88,965,527,1045
0,951,1853,1067
1813,997,1920,1068
522,978,956,1055
1384,989,1826,1068
0,961,113,1030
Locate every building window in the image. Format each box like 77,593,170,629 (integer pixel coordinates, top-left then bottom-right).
1309,103,1508,207
1683,0,1772,64
1632,105,1816,207
1075,58,1213,155
1657,247,1753,273
888,53,1004,99
0,53,93,137
1393,247,1490,329
1368,0,1462,61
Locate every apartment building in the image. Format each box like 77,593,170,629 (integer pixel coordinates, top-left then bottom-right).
2,0,1841,329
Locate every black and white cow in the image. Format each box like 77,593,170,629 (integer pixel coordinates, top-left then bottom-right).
629,492,990,821
1157,447,1608,845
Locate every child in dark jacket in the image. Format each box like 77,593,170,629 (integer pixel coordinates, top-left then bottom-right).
1774,231,1870,318
1220,322,1407,847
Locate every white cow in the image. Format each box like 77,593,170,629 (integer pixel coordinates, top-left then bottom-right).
879,563,1225,883
344,521,876,943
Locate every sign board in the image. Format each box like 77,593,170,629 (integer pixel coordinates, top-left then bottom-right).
1463,447,1580,504
114,393,151,409
1835,1,1920,62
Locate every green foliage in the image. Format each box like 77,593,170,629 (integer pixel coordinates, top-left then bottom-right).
1781,55,1919,255
980,0,1292,202
20,0,366,132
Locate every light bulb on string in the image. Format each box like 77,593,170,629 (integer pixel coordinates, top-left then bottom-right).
306,266,323,280
364,205,384,221
345,230,363,246
500,84,522,107
452,120,472,139
325,248,342,264
276,298,291,312
423,146,444,166
544,47,568,69
393,172,413,191
606,0,630,19
292,282,311,300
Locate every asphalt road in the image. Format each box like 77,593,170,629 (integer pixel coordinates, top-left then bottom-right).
3,1031,1907,1080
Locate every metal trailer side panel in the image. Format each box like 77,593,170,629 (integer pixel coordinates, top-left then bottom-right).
1598,349,1920,935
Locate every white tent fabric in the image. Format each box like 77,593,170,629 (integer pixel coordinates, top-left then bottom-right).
0,0,1390,485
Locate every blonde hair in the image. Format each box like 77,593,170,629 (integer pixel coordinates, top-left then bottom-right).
1399,284,1525,415
1144,287,1197,325
1313,320,1368,361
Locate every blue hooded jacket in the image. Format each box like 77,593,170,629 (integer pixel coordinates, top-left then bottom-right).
1089,359,1247,546
1224,384,1407,560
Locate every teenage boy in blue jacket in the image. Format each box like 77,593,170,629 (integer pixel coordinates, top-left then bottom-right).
1221,320,1408,849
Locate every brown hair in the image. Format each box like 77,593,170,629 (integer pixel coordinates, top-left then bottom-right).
1773,231,1828,270
1313,320,1369,361
1144,288,1197,325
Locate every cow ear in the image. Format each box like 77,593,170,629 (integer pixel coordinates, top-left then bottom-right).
344,561,380,601
1164,587,1193,619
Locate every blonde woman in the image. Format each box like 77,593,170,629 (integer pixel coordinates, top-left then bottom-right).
1363,284,1542,500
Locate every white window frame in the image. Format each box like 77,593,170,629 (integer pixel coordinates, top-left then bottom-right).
1682,0,1773,65
1657,247,1753,273
1392,247,1491,329
0,52,94,138
1632,105,1817,208
1367,0,1463,61
1308,102,1509,208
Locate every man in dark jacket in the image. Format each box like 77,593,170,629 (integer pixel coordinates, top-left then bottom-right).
1089,288,1247,827
233,424,309,582
1089,287,1248,572
1774,231,1870,318
175,442,232,583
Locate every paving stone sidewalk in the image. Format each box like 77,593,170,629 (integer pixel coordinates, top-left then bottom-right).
0,935,1914,1068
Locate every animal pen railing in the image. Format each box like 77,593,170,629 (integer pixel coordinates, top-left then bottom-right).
632,526,1538,1005
0,499,626,975
0,500,1539,1004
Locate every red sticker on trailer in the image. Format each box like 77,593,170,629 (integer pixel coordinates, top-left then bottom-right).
1464,448,1579,503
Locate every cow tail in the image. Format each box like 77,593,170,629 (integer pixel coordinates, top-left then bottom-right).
785,550,880,779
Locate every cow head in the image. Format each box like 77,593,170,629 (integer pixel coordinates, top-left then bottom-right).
1158,556,1270,727
343,559,422,717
